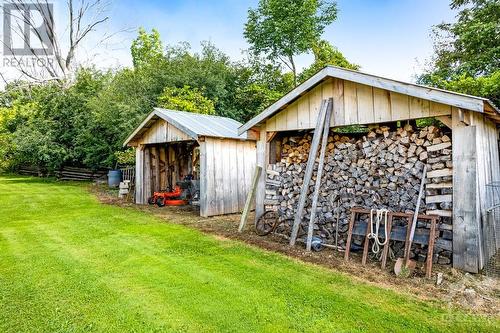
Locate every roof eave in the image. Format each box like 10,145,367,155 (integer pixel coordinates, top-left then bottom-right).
123,111,158,147
238,65,491,134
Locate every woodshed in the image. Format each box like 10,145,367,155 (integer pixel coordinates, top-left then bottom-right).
124,108,256,217
238,66,500,273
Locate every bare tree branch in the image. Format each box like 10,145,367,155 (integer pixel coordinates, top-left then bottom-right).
2,0,110,84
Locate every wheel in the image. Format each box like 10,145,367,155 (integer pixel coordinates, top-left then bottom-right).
147,197,156,205
255,211,278,236
156,197,166,207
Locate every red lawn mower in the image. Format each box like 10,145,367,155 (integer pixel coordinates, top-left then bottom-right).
148,186,186,206
147,175,199,207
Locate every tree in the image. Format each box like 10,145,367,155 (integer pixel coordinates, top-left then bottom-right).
418,0,500,105
298,39,359,83
131,28,164,69
0,68,109,171
1,0,110,83
158,85,215,114
244,0,338,85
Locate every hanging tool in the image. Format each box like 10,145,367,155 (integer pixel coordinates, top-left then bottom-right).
395,165,427,276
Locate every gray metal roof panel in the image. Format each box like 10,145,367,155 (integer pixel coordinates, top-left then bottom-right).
155,108,248,140
123,108,250,146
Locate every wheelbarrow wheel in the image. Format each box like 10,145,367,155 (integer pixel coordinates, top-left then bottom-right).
255,211,278,236
147,197,156,205
156,197,166,207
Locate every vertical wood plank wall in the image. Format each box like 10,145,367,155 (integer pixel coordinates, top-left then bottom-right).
469,112,500,270
265,78,453,131
140,119,192,144
135,145,145,204
452,125,479,272
200,137,257,217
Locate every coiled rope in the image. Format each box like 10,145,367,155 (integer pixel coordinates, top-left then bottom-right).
368,209,389,254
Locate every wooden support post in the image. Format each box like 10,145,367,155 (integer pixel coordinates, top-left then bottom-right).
154,145,160,192
238,166,262,233
135,145,145,204
344,210,356,261
306,101,333,251
361,219,372,266
144,146,152,199
159,146,166,190
255,125,268,221
426,217,438,278
453,126,479,273
290,98,332,246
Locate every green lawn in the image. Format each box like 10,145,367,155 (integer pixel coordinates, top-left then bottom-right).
0,175,496,332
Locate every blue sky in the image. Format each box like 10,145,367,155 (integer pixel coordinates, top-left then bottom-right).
1,1,458,84
101,0,457,81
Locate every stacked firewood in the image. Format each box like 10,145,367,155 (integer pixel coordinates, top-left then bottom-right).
265,124,453,265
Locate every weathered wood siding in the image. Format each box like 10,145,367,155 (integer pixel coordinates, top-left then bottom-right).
135,145,145,204
255,125,268,221
470,112,500,270
265,78,452,131
199,137,256,217
451,108,500,273
140,119,192,144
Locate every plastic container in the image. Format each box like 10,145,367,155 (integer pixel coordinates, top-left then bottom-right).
107,170,122,188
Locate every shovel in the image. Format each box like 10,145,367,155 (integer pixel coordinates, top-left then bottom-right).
395,165,427,276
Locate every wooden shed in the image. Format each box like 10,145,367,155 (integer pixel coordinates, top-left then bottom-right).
239,66,500,273
124,108,256,217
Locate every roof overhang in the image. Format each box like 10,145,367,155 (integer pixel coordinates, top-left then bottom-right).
238,66,500,135
123,109,197,147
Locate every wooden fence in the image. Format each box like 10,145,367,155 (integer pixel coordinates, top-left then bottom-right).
18,165,107,181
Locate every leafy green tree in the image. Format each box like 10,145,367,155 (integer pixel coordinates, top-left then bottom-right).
245,0,338,85
419,0,499,105
158,85,215,114
80,68,155,169
0,28,296,172
131,28,164,69
0,69,109,171
228,54,293,122
299,39,359,83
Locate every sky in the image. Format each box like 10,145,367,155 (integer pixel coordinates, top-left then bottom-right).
0,0,458,85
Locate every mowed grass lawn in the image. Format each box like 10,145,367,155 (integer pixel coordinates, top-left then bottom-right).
0,176,497,332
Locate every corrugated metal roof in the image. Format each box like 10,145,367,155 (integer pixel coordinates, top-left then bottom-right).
124,108,249,146
155,108,248,140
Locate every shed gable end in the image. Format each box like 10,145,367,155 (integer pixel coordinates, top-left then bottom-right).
265,78,453,131
139,119,193,145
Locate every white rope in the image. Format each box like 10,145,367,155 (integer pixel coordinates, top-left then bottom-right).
368,209,389,254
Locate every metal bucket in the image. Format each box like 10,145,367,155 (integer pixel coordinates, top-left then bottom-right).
107,170,122,188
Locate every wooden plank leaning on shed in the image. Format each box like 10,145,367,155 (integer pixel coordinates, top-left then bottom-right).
306,100,333,251
290,98,332,246
238,166,262,233
452,125,479,273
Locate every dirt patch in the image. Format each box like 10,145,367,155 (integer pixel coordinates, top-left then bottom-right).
92,184,499,316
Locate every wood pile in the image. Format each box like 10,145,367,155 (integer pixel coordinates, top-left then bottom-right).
265,124,454,265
